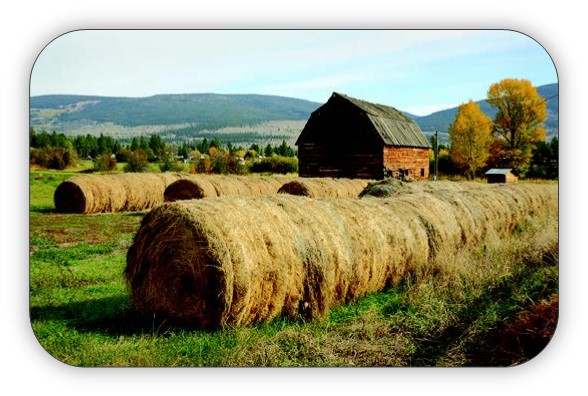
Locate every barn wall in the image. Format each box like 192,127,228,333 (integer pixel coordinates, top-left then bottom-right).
297,96,384,179
298,142,383,179
383,146,430,181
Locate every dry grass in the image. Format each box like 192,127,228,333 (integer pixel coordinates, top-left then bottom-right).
54,173,186,214
278,178,371,198
125,183,557,328
164,175,290,202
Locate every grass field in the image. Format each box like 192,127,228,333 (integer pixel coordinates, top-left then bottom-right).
29,168,558,367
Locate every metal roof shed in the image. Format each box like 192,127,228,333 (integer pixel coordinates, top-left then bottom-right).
485,168,518,184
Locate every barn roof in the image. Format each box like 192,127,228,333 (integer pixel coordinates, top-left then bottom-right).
333,92,431,148
485,168,514,175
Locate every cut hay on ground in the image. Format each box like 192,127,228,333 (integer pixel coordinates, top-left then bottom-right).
125,183,557,328
164,175,290,202
54,173,186,214
277,178,371,198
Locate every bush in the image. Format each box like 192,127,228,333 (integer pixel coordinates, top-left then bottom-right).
159,158,186,173
191,150,247,175
250,155,298,174
116,149,132,163
211,150,230,174
93,154,117,172
30,146,77,170
124,150,149,173
192,155,212,174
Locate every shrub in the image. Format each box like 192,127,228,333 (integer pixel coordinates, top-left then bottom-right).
30,146,77,170
250,155,298,174
93,154,117,172
116,149,132,163
159,150,186,173
192,155,212,174
124,150,149,173
211,150,230,174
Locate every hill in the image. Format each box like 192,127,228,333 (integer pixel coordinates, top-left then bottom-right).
30,93,322,146
30,93,319,128
408,83,558,144
30,83,558,146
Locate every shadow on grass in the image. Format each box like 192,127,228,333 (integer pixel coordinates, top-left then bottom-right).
123,211,147,217
30,295,210,337
407,265,558,367
30,206,56,214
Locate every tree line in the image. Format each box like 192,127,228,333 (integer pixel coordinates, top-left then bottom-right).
29,128,298,174
29,78,558,180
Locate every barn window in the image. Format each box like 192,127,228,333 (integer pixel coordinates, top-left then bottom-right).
421,168,425,177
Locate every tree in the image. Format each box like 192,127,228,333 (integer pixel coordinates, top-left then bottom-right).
148,134,165,158
159,147,185,173
130,137,139,151
527,136,558,179
264,143,274,157
449,100,493,180
487,78,547,175
123,150,149,172
93,154,117,172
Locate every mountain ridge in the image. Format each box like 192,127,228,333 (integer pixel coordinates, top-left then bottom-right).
30,83,558,145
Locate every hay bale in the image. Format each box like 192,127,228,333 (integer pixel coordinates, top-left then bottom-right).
359,179,488,198
164,175,289,202
54,172,186,214
125,184,557,328
277,178,371,198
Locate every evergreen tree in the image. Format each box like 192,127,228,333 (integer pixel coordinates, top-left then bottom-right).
148,134,165,158
130,137,139,151
264,143,273,157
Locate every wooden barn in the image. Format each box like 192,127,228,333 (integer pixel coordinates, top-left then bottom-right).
296,92,431,180
484,168,519,184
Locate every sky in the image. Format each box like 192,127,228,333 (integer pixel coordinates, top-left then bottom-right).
30,30,558,116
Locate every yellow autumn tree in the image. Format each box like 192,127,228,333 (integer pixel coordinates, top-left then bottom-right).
487,78,547,175
449,100,493,180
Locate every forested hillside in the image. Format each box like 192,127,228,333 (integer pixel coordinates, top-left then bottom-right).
30,83,558,146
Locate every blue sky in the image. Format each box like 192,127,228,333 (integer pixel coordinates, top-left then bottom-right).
31,30,557,116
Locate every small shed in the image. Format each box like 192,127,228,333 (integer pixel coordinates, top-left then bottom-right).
296,92,431,180
485,168,518,184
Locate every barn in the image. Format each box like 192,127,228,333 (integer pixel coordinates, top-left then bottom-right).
484,168,519,184
296,92,431,180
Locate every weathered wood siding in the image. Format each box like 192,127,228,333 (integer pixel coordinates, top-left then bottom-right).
298,142,383,179
297,95,384,179
297,93,431,180
383,146,430,181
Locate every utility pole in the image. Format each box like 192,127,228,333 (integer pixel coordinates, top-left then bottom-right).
434,130,438,181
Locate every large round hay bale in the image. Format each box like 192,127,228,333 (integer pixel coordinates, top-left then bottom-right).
277,178,371,198
359,179,489,198
125,183,557,328
164,175,289,202
54,172,186,214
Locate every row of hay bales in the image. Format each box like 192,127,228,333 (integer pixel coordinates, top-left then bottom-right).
54,173,372,214
53,173,186,214
163,175,369,201
124,183,558,328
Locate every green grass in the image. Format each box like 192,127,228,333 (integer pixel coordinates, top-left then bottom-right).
29,169,559,367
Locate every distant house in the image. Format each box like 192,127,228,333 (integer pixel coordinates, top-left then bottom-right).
295,92,431,180
485,168,518,184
